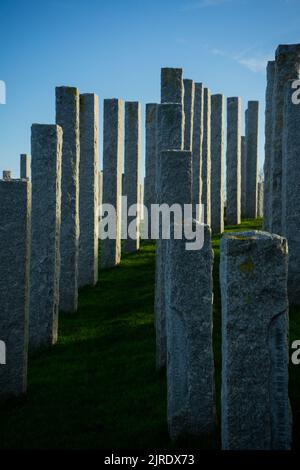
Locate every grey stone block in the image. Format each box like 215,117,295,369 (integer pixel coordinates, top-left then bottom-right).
192,83,204,219
226,97,241,225
161,68,183,105
0,180,31,400
55,86,80,313
2,171,11,180
220,230,291,449
183,79,195,151
257,181,264,218
245,101,259,218
29,124,62,350
241,135,247,218
211,94,225,233
144,103,158,235
79,93,99,287
201,88,211,226
20,154,30,180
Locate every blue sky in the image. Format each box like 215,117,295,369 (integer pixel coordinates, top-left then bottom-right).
1,0,300,178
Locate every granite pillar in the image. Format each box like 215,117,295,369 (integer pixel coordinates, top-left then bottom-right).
211,94,225,233
226,97,241,225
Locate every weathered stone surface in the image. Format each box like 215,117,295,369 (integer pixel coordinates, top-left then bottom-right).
257,181,264,218
55,86,80,313
29,125,62,350
183,79,195,151
124,101,141,253
160,150,192,208
282,80,300,304
192,83,204,219
144,103,158,235
211,94,225,233
79,94,99,287
20,154,30,180
161,68,183,105
241,135,247,218
0,180,31,399
263,61,275,231
101,99,123,268
226,97,241,225
270,44,300,235
98,170,103,212
245,101,259,218
2,171,11,180
155,103,184,371
166,222,216,439
201,88,211,226
220,231,291,450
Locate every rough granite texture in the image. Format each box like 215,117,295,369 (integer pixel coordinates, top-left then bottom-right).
282,80,300,304
270,44,300,235
257,181,264,218
166,222,216,439
201,88,211,226
20,154,30,180
144,103,158,235
0,180,31,400
183,79,195,151
155,103,184,371
2,171,11,180
241,135,247,218
192,83,204,219
211,94,225,234
55,86,80,313
101,99,123,268
220,231,291,450
263,61,275,231
245,101,259,218
29,125,62,350
79,94,99,287
161,68,183,105
124,101,141,253
226,97,241,225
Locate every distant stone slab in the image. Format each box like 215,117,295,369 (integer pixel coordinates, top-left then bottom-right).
220,230,291,449
211,94,225,234
161,67,183,105
20,153,30,180
226,97,241,225
192,83,204,219
245,101,259,218
183,79,195,151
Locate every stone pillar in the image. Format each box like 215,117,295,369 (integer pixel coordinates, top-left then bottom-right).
20,154,30,180
55,86,80,313
161,68,183,105
98,170,103,213
101,99,123,268
201,88,211,226
211,94,225,234
245,101,259,218
270,44,300,235
2,171,11,180
79,93,99,288
257,181,264,218
241,136,247,218
192,83,204,219
183,79,195,151
144,103,158,235
29,124,62,349
155,103,184,371
220,231,291,450
124,101,141,252
0,180,31,399
263,61,275,231
282,80,300,304
166,222,215,440
226,97,241,225
139,182,144,222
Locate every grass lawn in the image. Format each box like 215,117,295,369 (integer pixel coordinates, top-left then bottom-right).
0,218,299,449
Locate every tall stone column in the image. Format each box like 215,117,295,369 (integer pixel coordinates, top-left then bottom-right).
241,135,247,218
101,99,123,268
161,67,183,105
245,101,259,218
263,61,275,231
29,124,62,349
55,86,80,313
144,103,158,236
257,181,264,218
192,83,204,219
0,180,31,399
201,88,211,226
124,101,141,252
183,79,195,151
79,93,99,287
20,154,30,180
166,222,216,440
155,103,184,371
270,44,300,235
226,97,241,225
211,94,225,233
220,231,291,450
282,80,300,304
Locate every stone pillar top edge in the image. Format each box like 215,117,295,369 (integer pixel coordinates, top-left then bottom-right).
80,92,98,98
20,153,29,156
125,101,141,106
276,43,300,56
221,230,285,242
227,96,241,102
55,86,79,93
247,100,259,106
146,102,159,107
103,98,123,103
31,123,62,130
183,78,194,83
161,67,183,72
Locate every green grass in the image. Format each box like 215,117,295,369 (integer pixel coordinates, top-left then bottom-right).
0,218,299,449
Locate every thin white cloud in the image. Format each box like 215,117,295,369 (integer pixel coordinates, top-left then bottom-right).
181,0,232,11
238,57,270,73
